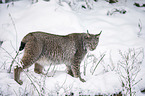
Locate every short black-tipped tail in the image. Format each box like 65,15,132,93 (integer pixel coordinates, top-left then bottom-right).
0,41,3,47
19,42,26,51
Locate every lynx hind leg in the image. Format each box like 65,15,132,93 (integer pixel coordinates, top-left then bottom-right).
34,63,43,74
14,66,23,85
14,41,42,85
21,41,42,69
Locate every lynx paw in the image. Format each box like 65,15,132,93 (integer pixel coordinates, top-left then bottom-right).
16,80,23,85
79,77,86,82
67,71,74,77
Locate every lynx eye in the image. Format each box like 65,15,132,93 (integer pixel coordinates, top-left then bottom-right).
95,35,100,40
85,36,92,40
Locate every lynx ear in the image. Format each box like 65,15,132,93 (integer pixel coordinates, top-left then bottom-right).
96,31,102,37
86,30,91,38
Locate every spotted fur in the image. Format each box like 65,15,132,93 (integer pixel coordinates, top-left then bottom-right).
14,31,101,85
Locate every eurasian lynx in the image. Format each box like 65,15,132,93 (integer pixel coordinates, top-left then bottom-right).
14,31,102,85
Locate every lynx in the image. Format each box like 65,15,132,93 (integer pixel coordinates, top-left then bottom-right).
14,31,102,85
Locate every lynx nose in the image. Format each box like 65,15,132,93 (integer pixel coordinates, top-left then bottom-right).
91,46,97,50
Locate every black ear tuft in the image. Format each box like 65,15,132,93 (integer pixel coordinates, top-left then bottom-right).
0,41,3,47
98,31,102,35
19,42,26,51
96,31,102,37
87,30,89,34
86,30,91,38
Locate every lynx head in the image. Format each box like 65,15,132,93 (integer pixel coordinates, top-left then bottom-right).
84,30,102,51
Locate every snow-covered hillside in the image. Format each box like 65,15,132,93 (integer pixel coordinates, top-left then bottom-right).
0,0,145,95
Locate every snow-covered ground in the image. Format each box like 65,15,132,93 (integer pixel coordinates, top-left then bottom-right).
0,0,145,95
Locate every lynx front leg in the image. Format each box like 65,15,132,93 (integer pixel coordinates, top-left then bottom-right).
71,50,87,82
71,64,86,82
71,58,86,82
66,65,74,77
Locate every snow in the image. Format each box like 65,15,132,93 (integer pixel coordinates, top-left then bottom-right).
0,0,145,95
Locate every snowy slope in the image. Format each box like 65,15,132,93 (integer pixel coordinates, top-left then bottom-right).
0,0,145,95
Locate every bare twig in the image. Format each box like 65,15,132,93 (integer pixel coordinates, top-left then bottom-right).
109,50,115,71
92,53,105,75
8,51,19,73
8,13,18,51
41,63,53,96
137,19,142,37
6,9,19,72
117,48,144,96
